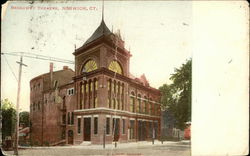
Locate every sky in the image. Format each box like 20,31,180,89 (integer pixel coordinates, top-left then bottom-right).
1,1,192,111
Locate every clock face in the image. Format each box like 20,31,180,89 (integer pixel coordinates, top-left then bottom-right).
83,60,97,72
108,60,123,75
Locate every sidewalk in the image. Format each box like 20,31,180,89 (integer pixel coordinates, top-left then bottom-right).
19,140,188,150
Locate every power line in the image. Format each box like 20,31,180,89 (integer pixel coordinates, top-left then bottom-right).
1,52,74,64
3,55,18,82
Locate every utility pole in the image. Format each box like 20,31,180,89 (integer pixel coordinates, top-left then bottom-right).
14,56,27,155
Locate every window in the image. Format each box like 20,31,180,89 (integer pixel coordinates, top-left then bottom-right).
77,118,81,134
122,119,125,134
116,99,118,110
86,83,89,93
137,95,141,113
95,80,98,91
90,81,93,92
94,117,98,134
106,118,110,135
67,88,74,96
71,112,74,125
130,92,135,112
67,112,70,125
83,60,97,72
108,98,111,108
108,80,110,91
108,60,123,75
144,97,147,114
117,82,120,94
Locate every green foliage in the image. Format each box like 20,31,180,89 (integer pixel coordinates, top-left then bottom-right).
1,99,16,140
19,111,30,127
159,59,191,130
1,99,15,110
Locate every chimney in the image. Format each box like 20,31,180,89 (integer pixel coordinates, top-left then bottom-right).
63,66,68,70
50,62,53,73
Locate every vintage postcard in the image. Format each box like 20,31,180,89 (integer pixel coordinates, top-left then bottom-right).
1,1,248,156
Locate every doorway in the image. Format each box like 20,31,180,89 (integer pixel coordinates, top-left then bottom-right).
84,118,91,141
113,118,120,141
68,130,73,144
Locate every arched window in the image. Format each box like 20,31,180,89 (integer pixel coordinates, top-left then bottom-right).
82,60,97,73
108,60,123,75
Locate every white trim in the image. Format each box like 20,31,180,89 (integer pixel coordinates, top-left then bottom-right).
106,115,111,117
77,116,82,118
67,87,75,96
74,107,160,118
122,116,127,119
112,115,120,118
93,115,99,117
129,118,135,120
83,115,92,118
138,119,153,122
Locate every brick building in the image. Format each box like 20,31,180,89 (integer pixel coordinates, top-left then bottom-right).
30,19,162,145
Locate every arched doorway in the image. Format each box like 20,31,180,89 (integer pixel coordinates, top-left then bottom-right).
68,130,73,144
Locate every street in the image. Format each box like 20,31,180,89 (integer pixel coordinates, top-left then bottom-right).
3,141,190,156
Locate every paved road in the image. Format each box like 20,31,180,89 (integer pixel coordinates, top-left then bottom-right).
3,141,190,156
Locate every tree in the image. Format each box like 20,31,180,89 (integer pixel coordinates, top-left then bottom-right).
1,99,16,140
159,59,191,130
19,111,29,128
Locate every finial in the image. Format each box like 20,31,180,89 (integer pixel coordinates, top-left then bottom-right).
102,0,104,21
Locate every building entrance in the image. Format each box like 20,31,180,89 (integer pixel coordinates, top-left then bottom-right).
68,130,73,144
113,118,120,141
138,121,147,141
84,118,91,141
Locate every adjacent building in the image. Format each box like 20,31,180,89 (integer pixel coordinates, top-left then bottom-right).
30,19,162,145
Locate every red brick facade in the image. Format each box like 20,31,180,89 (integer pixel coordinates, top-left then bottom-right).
30,20,161,145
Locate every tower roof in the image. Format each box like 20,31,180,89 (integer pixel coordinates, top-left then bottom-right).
83,20,112,46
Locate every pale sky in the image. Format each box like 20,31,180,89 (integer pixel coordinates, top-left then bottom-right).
1,1,192,111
